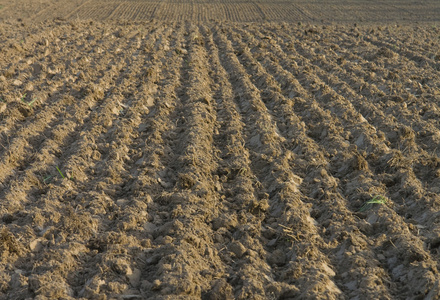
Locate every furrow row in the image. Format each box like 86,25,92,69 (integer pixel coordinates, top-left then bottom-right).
213,26,343,299
0,22,137,183
266,25,440,242
224,25,394,298
61,25,179,299
317,27,440,145
229,24,440,298
1,24,173,299
142,24,227,298
259,24,440,222
0,23,140,204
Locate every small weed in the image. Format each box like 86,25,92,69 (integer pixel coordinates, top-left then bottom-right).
359,195,388,212
56,166,65,179
56,166,74,181
43,175,53,184
42,167,73,184
21,93,37,107
27,98,37,107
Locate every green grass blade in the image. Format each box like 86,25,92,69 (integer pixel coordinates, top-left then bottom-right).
359,195,387,212
27,98,37,107
56,166,65,179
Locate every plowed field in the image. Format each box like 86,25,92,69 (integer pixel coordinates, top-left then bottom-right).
1,0,440,23
1,2,440,300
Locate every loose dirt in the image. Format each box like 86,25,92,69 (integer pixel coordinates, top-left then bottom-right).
1,1,440,300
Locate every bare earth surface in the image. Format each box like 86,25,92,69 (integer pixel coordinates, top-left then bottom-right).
1,0,440,23
1,1,440,300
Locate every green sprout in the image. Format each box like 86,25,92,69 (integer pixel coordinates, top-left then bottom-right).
359,195,388,212
21,93,37,107
43,175,53,184
43,167,73,184
56,166,65,179
27,98,37,107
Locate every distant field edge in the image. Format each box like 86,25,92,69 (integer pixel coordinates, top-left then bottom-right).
0,0,439,24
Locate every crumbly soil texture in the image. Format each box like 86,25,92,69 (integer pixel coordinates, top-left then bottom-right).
2,2,440,300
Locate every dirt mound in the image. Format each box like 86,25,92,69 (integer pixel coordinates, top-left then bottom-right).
1,19,440,299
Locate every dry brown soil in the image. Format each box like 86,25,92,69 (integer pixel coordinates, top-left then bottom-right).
0,0,440,23
1,1,440,299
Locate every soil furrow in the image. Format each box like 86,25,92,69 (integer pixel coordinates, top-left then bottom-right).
0,24,172,299
203,24,272,299
206,23,304,298
0,21,130,154
118,24,205,298
62,23,190,299
225,24,398,298
289,25,440,133
257,25,440,206
128,24,186,198
213,25,346,299
39,25,176,299
0,23,138,202
309,27,440,153
60,26,179,299
213,26,296,299
205,25,303,298
287,30,440,206
239,24,440,298
139,23,228,298
263,26,440,235
359,28,440,73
